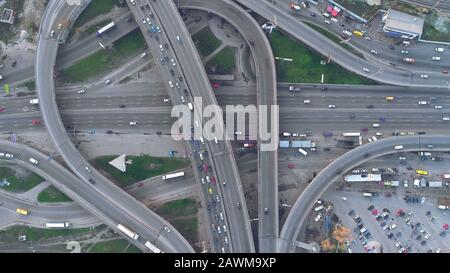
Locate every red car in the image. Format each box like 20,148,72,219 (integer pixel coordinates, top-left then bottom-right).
443,68,449,74
210,176,216,184
0,107,5,112
212,83,220,89
288,163,294,169
202,163,209,173
32,119,41,125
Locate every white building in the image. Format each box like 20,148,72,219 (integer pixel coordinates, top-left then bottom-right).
382,9,424,40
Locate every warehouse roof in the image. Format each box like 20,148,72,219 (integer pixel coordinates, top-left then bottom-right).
383,9,424,36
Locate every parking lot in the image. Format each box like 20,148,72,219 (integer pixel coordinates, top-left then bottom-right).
324,189,450,253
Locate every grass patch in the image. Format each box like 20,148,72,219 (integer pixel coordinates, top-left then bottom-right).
206,47,236,74
269,30,377,85
89,239,141,253
93,155,190,188
192,26,221,56
0,167,44,193
61,29,146,82
37,186,72,203
156,198,199,218
19,80,36,91
0,225,92,244
422,12,450,43
171,218,198,243
74,0,119,29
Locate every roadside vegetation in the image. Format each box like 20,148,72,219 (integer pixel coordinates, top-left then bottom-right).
206,47,236,75
93,155,190,188
19,80,36,91
73,0,119,29
0,225,93,244
192,26,222,56
0,167,44,193
269,30,377,84
0,0,25,43
89,239,141,253
155,198,200,246
37,186,72,203
61,29,146,82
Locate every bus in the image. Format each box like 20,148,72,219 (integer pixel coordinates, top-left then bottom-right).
162,171,185,180
16,208,29,215
145,241,162,253
353,30,364,37
45,222,71,228
96,22,116,38
117,223,139,240
416,169,428,175
342,132,361,137
444,174,450,179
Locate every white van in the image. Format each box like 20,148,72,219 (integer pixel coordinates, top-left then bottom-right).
30,99,39,105
187,102,193,111
435,47,444,53
394,145,404,150
29,158,39,165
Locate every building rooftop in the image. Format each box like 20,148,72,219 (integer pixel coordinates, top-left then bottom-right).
383,9,424,36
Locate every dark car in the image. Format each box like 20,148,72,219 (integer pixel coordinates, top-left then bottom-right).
106,130,113,134
348,209,355,216
396,232,402,237
88,179,95,184
416,235,422,240
349,113,356,119
421,240,426,246
119,104,126,108
389,45,395,50
365,232,372,239
376,215,382,221
170,69,175,76
178,75,183,82
440,231,446,237
368,205,374,210
357,223,364,229
388,233,394,239
310,12,316,17
367,104,374,109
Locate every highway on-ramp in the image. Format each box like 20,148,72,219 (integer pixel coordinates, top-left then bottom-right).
278,135,450,252
35,0,193,253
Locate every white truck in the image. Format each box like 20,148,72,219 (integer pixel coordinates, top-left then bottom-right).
45,222,71,228
117,223,139,240
298,148,308,156
162,171,185,180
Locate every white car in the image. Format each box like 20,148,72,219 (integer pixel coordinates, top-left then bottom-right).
399,156,406,160
195,120,200,128
176,35,181,42
435,105,443,109
424,233,431,239
224,236,229,244
78,89,85,94
5,154,13,159
104,79,111,85
364,36,372,40
222,225,227,233
235,131,242,135
342,30,352,36
164,226,171,233
129,121,137,126
49,30,55,37
324,20,331,24
376,132,382,136
201,178,205,184
443,116,450,121
330,18,338,23
303,100,311,104
84,166,91,173
363,67,370,73
206,176,210,183
417,101,428,105
57,24,63,30
199,153,204,160
171,58,176,66
180,96,186,103
163,98,170,102
140,52,147,58
420,74,428,78
400,50,409,54
175,82,180,89
168,81,174,88
369,49,378,55
328,104,336,109
29,158,39,165
159,44,164,51
432,56,441,61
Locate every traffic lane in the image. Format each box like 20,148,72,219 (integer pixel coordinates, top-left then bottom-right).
279,136,450,252
151,0,253,252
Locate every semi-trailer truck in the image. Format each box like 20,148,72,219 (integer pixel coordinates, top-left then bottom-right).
162,171,185,180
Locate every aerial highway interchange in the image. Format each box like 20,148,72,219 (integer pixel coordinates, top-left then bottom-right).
0,0,449,256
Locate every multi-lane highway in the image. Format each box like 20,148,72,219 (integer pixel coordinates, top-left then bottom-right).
235,0,450,88
278,135,450,252
35,0,193,253
127,0,254,252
